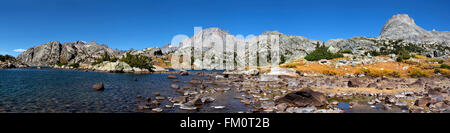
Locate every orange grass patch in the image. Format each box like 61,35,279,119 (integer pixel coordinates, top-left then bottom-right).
293,60,437,77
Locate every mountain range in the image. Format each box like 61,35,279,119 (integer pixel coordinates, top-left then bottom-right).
16,14,450,68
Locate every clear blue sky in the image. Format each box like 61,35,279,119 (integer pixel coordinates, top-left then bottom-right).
1,0,449,56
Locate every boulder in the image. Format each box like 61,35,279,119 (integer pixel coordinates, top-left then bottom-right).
167,75,178,79
92,82,104,91
239,68,259,76
171,84,179,89
327,45,340,53
93,61,133,72
409,78,425,89
415,97,433,107
276,88,327,107
348,78,364,88
152,65,168,72
266,67,299,77
180,70,189,76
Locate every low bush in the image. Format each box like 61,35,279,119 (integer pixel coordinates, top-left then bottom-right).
339,49,352,54
408,68,431,78
56,62,68,67
120,53,154,70
0,54,15,62
359,68,400,77
304,43,343,61
69,63,80,68
92,52,118,66
281,61,306,68
396,48,411,62
438,68,450,77
413,55,428,59
441,64,450,69
427,59,445,64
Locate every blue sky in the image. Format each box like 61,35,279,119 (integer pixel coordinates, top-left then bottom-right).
1,0,449,57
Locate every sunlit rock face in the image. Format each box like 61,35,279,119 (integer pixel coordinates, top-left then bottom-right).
17,41,120,66
379,14,450,45
173,28,321,70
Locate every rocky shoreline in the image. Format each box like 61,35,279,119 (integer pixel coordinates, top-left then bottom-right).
0,61,29,69
131,69,450,113
2,66,449,113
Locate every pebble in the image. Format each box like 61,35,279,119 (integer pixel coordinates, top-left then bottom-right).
180,105,197,110
151,100,160,106
155,96,165,100
259,97,269,101
331,101,339,105
152,108,163,113
211,106,226,109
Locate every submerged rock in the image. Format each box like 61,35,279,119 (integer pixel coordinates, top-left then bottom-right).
171,84,179,89
152,108,163,113
180,104,197,110
180,70,189,76
168,75,178,79
92,82,104,91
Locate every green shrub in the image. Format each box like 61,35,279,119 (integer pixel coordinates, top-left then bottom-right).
304,43,343,61
0,54,15,62
69,63,80,68
428,59,444,64
56,62,68,67
279,54,287,65
366,50,381,56
339,49,352,54
441,64,450,70
435,68,441,74
120,53,154,71
92,52,118,65
396,48,411,62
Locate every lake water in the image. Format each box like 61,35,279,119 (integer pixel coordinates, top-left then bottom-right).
0,68,248,113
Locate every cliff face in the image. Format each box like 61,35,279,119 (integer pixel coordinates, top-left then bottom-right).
173,28,322,69
17,41,120,66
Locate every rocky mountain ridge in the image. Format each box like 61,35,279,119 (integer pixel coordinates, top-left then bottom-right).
17,41,121,66
15,14,449,69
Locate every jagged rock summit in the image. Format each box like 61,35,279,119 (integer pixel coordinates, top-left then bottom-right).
379,14,450,44
17,41,120,66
